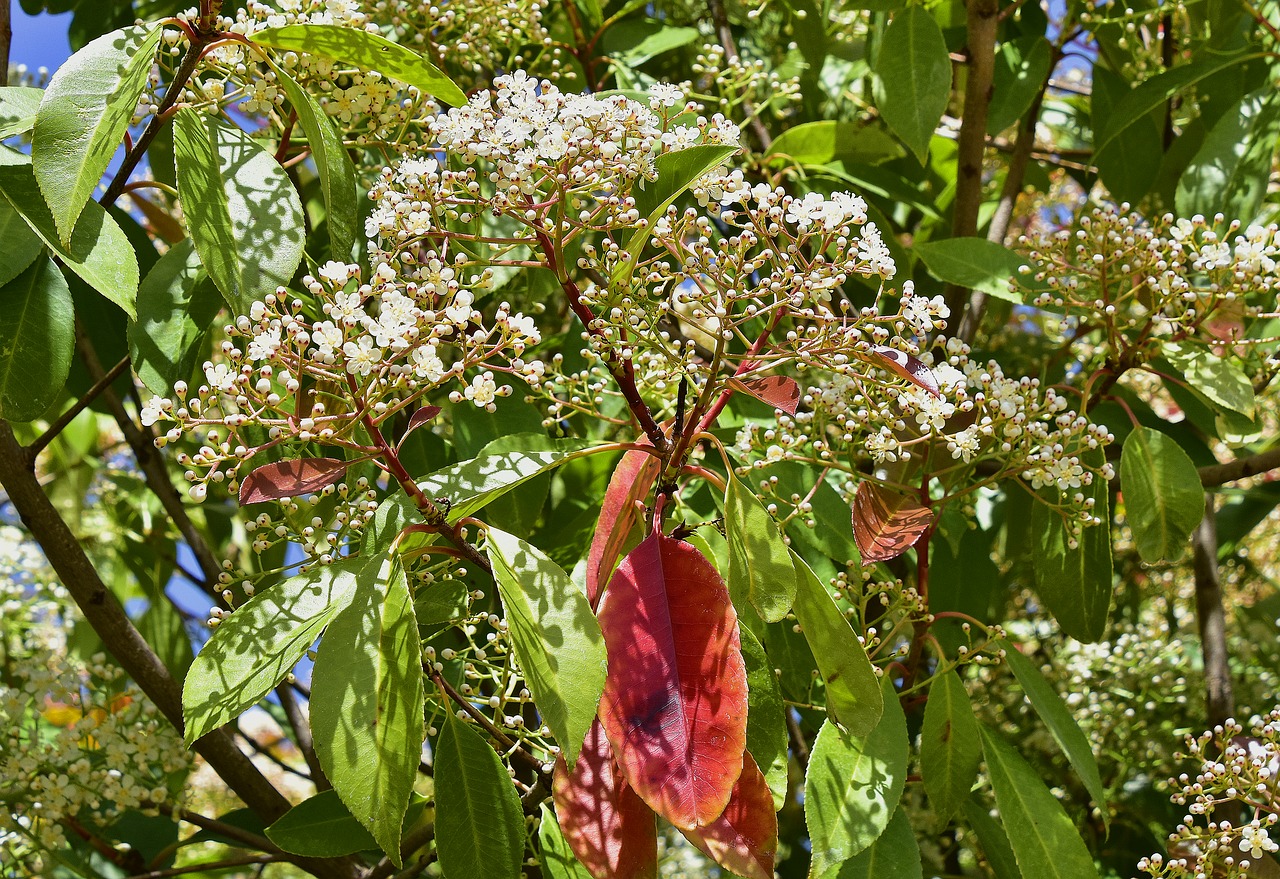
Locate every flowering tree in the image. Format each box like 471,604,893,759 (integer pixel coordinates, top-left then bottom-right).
3,0,1280,876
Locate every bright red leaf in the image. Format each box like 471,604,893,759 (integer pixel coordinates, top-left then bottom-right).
852,480,935,562
238,457,348,505
680,752,778,879
553,720,657,879
727,375,801,415
596,533,749,830
586,448,661,609
867,345,941,397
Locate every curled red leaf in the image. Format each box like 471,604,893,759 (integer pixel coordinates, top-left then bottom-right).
727,375,801,415
596,533,749,830
852,480,935,562
586,448,661,609
238,457,348,505
867,345,940,397
552,720,658,879
680,752,778,879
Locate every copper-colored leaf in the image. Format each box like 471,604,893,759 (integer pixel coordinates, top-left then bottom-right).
727,375,801,415
128,190,186,244
586,448,661,609
680,752,777,879
396,404,442,449
851,481,934,562
552,720,658,879
867,345,940,397
596,533,749,830
239,457,348,505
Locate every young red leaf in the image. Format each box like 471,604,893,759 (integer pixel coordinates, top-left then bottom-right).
596,533,749,830
552,719,658,879
396,404,442,450
239,457,348,505
851,481,934,562
680,752,777,879
586,448,661,609
727,375,801,415
866,345,941,397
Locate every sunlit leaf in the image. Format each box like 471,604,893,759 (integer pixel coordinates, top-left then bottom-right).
0,86,43,139
873,7,951,162
587,447,661,608
725,470,798,623
852,481,934,563
538,803,597,879
727,375,801,415
128,239,223,397
436,713,526,879
817,807,922,879
740,626,789,811
680,753,778,879
265,790,378,858
914,238,1025,303
919,669,980,825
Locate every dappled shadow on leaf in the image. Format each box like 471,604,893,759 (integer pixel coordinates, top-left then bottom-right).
680,751,777,879
851,481,934,563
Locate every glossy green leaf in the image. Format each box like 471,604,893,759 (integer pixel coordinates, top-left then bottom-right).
1176,89,1280,222
999,641,1108,824
485,527,606,767
740,626,789,811
987,37,1053,135
182,556,364,745
1031,450,1112,643
268,61,359,259
538,803,595,879
251,24,467,107
173,108,305,315
0,197,43,287
817,807,922,879
790,551,882,737
1163,342,1255,417
32,24,162,244
0,159,139,318
265,790,378,857
919,669,980,825
726,471,798,623
979,726,1100,879
1119,427,1206,563
1092,67,1161,204
873,7,951,162
0,256,73,422
614,25,700,65
914,238,1024,303
435,713,525,879
961,798,1022,879
766,120,902,166
128,238,223,397
0,86,44,139
805,677,908,875
312,551,424,863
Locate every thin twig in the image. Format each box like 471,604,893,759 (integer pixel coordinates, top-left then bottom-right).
128,855,279,879
25,356,130,463
276,681,329,790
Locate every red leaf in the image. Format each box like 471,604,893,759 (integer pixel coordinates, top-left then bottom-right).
396,405,442,449
586,448,661,609
867,345,941,397
727,375,801,415
596,534,749,830
680,752,778,879
552,720,658,879
238,458,348,505
851,481,934,562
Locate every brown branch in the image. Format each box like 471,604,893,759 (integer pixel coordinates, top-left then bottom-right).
785,709,810,770
176,809,281,854
706,0,773,150
428,667,548,779
0,0,11,88
1197,447,1280,487
24,356,130,463
942,0,1000,319
276,681,329,790
128,855,280,879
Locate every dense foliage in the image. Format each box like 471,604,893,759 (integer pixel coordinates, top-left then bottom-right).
2,0,1280,877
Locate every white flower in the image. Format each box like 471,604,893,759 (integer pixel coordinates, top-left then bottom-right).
318,261,357,286
342,335,382,376
140,396,169,427
411,344,446,383
649,83,682,108
463,372,498,409
945,425,982,462
204,363,236,392
1242,822,1277,859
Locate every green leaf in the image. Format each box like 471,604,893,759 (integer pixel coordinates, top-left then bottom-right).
1176,89,1280,222
790,551,883,737
817,807,922,879
268,61,359,259
1091,67,1161,204
128,238,224,397
919,669,981,825
873,7,951,162
265,790,378,857
979,726,1100,879
1031,450,1112,642
987,37,1053,135
32,24,162,245
538,803,595,879
485,527,607,767
766,120,902,166
0,86,44,139
999,641,1109,824
0,159,139,318
725,471,798,623
740,625,789,811
250,24,467,107
0,256,74,422
1163,342,1255,417
0,197,44,287
182,556,364,745
312,551,425,863
435,713,525,879
914,238,1025,303
1119,427,1206,563
805,677,908,875
172,108,305,315
614,24,701,65
961,798,1022,879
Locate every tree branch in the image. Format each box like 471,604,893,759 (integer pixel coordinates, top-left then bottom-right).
1192,496,1234,731
1198,447,1280,487
128,855,280,879
25,356,130,463
0,0,11,89
276,681,329,790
